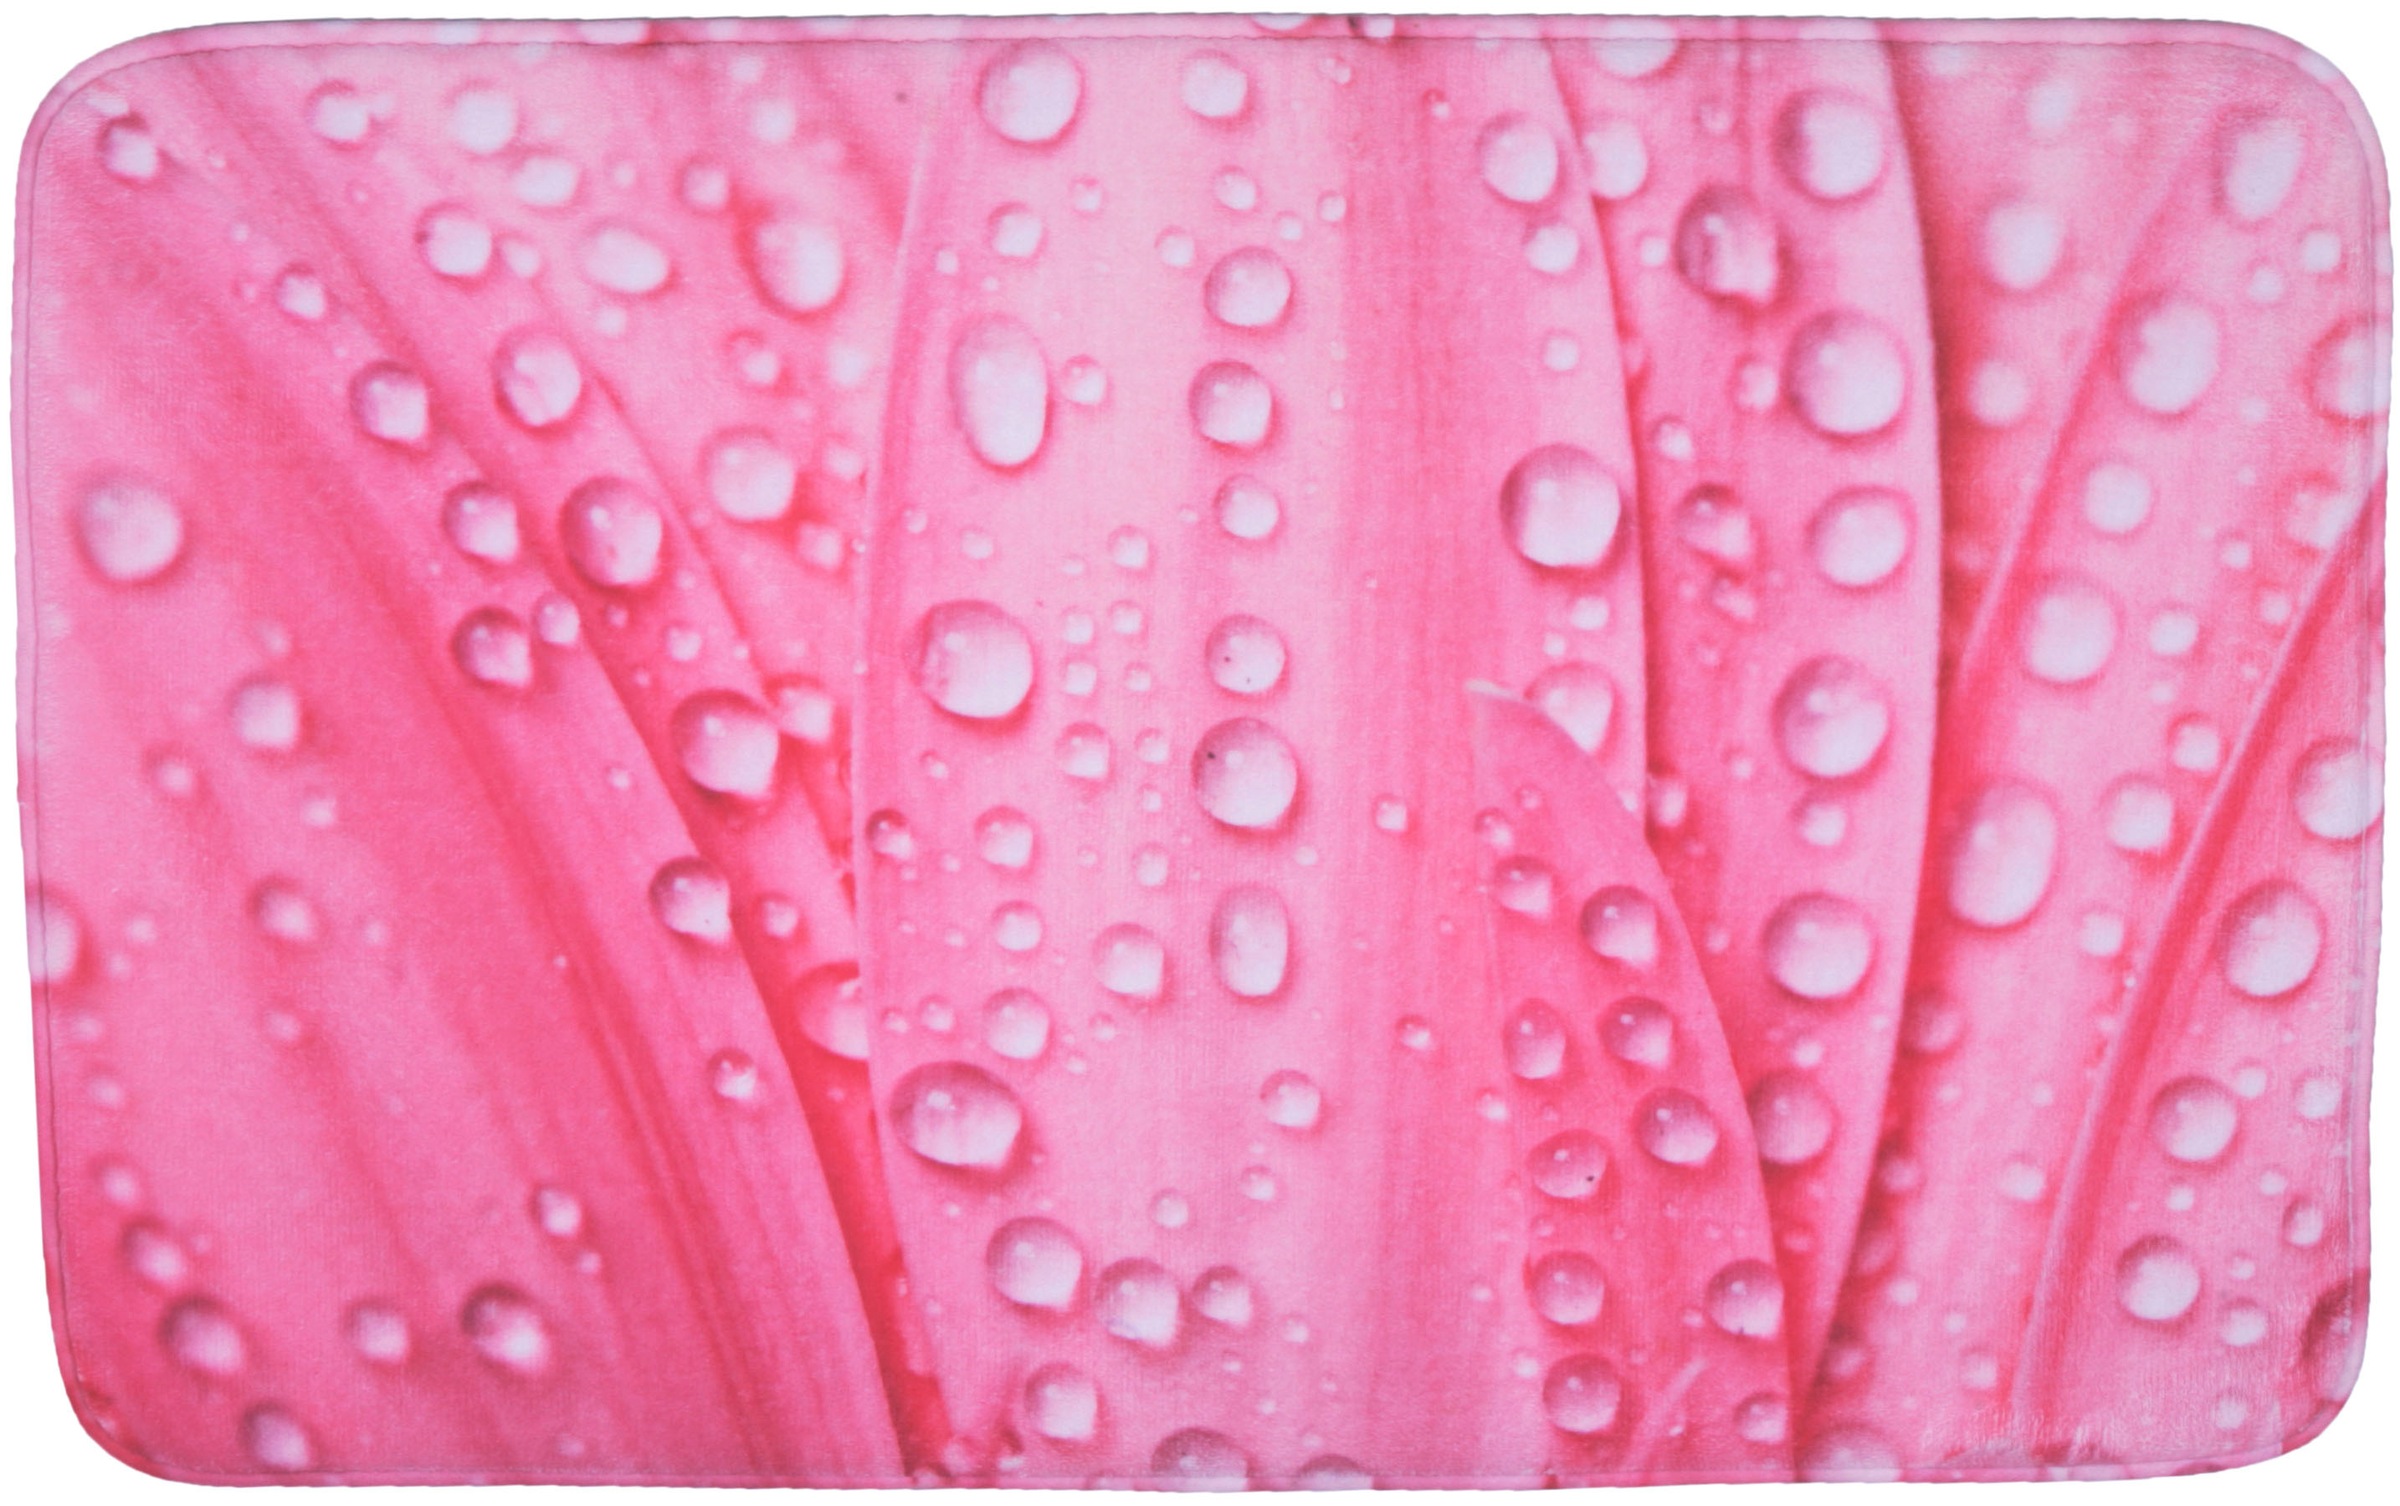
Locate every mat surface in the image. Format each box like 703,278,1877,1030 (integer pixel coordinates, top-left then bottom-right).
13,12,2388,1486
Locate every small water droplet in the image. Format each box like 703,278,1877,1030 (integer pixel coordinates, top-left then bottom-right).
1773,657,1891,779
1192,718,1300,828
1786,312,1908,437
1673,184,1779,306
1526,1250,1606,1325
1706,1259,1785,1338
1980,199,2066,291
1260,1070,1322,1131
1528,663,1617,755
1762,893,1876,1000
1096,1258,1181,1349
890,1060,1023,1169
975,807,1036,870
76,477,184,584
1210,885,1291,999
248,879,319,946
1492,857,1556,920
558,477,664,589
1542,1353,1623,1435
344,1301,412,1366
351,361,431,446
1478,113,1560,203
1750,1072,1837,1166
1022,1363,1100,1444
1602,996,1674,1068
1799,1427,1901,1483
1190,361,1275,448
1181,50,1250,121
1500,444,1621,569
447,87,519,156
1947,782,2059,928
1215,475,1282,541
979,41,1082,144
2218,881,2324,999
1152,1427,1249,1489
242,1404,316,1471
1582,116,1648,200
1503,999,1569,1080
709,1048,759,1102
2116,1235,2202,1322
648,858,731,944
1775,90,1885,201
789,961,868,1061
1808,487,1912,589
1735,1392,1790,1445
461,1283,551,1375
983,988,1053,1061
2116,295,2221,415
2310,319,2392,420
1204,615,1288,696
2150,1077,2240,1163
986,1216,1083,1309
1094,923,1168,1002
949,315,1050,468
1204,246,1295,331
2220,116,2305,223
1636,1088,1720,1166
162,1296,247,1376
100,116,160,182
1579,887,1660,969
670,690,779,799
1673,485,1756,570
417,203,493,278
450,607,533,690
913,600,1036,719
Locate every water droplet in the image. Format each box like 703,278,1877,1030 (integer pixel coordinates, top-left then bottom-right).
746,211,844,314
1025,1363,1100,1442
1152,1428,1249,1489
1674,185,1779,305
647,858,731,944
2219,1299,2269,1348
1947,782,2059,928
2020,576,2120,686
1773,657,1891,779
344,1301,412,1366
2100,776,2174,855
26,890,83,987
1181,50,1250,120
1786,312,1908,437
558,477,664,589
242,1405,316,1472
1636,1088,1720,1166
450,607,533,690
351,361,430,446
2220,116,2304,223
709,1049,759,1102
980,41,1083,145
1674,485,1756,570
1478,113,1560,203
670,690,779,799
1096,1258,1181,1348
1189,361,1275,448
1775,90,1885,201
249,879,319,946
2295,1071,2343,1121
2171,715,2225,775
120,1220,188,1290
1761,893,1876,1000
227,675,302,754
1527,1130,1607,1200
1205,884,1291,1000
984,988,1052,1060
447,87,519,156
100,117,160,182
2218,881,2323,999
1192,718,1300,828
2284,1199,2327,1248
889,1060,1023,1170
1735,1392,1790,1446
1094,923,1168,1002
1502,999,1570,1080
161,1296,246,1376
461,1284,551,1375
1579,887,1660,969
913,600,1035,719
1492,857,1556,920
1706,1259,1785,1338
2115,295,2221,415
977,807,1036,870
1205,615,1288,696
1602,996,1674,1068
789,962,868,1060
1591,18,1679,79
1215,475,1283,541
439,482,518,566
1526,1250,1606,1325
1750,1072,1837,1166
2150,1077,2240,1164
1528,663,1617,755
1542,1354,1623,1435
307,82,376,145
579,223,670,296
1204,246,1294,329
2116,1235,2202,1322
485,328,584,431
1056,721,1113,781
2310,319,2392,420
1799,1428,1901,1483
1980,200,2066,291
1808,487,1912,589
417,204,493,278
2302,1279,2365,1401
512,154,579,208
704,432,798,523
987,1216,1083,1309
76,476,185,584
1260,1069,1322,1130
950,316,1049,469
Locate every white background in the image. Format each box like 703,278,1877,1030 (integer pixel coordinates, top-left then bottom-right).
3,3,2393,1501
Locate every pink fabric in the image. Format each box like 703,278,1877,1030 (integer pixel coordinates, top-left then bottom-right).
15,14,2386,1485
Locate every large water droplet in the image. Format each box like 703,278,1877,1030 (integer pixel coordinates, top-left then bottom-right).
913,601,1036,719
1478,113,1560,203
2219,116,2304,224
951,316,1049,469
1501,444,1622,569
2150,1077,2240,1164
1025,1363,1100,1442
161,1296,247,1376
1527,1251,1606,1325
1152,1428,1250,1490
559,477,664,589
351,361,430,446
2294,740,2382,839
449,607,531,690
1096,1258,1181,1348
1193,718,1300,829
1786,313,1908,437
2310,319,2393,420
1775,90,1885,201
1674,185,1780,305
1180,50,1250,120
1635,1088,1720,1166
671,690,779,799
1528,1130,1608,1199
1579,887,1661,969
1946,783,2059,928
2218,881,2323,999
890,1061,1023,1170
980,41,1082,145
1205,247,1293,330
1750,1072,1837,1166
462,1284,552,1375
1504,999,1570,1080
1762,893,1875,1000
1094,923,1168,1002
649,858,731,944
1774,657,1890,778
1528,663,1617,755
2018,575,2119,685
1542,1354,1624,1435
1189,361,1275,448
1706,1259,1785,1338
2116,1235,2202,1322
987,1216,1083,1309
790,962,868,1061
1206,615,1288,696
1808,487,1912,588
1981,199,2066,292
747,211,844,314
77,477,184,584
2115,295,2221,415
1211,885,1291,999
1602,996,1674,1068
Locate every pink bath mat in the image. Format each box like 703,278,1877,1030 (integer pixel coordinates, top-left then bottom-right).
15,12,2386,1486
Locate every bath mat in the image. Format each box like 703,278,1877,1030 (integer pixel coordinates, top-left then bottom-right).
15,12,2386,1486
